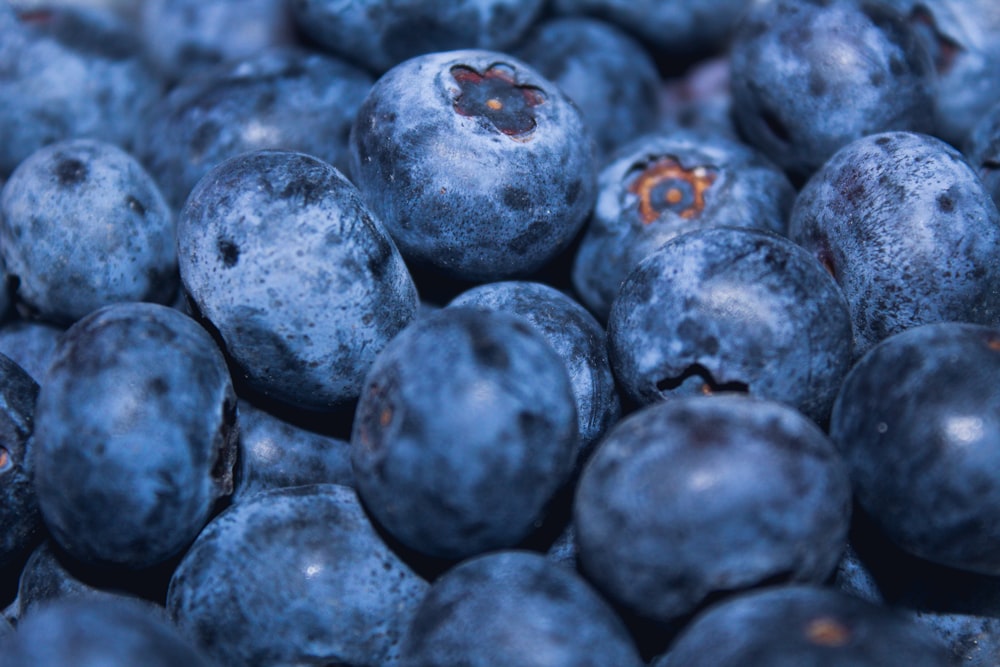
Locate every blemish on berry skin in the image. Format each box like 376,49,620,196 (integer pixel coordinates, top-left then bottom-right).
451,64,546,138
986,336,1000,352
0,446,10,472
805,616,852,647
217,237,240,268
54,157,87,186
628,157,718,223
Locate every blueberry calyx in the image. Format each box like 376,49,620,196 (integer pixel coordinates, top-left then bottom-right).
451,63,545,138
627,156,717,223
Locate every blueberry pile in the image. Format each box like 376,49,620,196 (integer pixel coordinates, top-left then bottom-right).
2,0,1000,665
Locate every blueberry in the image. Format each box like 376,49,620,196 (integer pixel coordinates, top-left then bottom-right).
0,319,63,384
965,98,1000,209
233,398,353,502
607,226,853,424
351,307,577,560
574,395,852,626
7,540,106,622
652,585,951,666
178,149,418,411
889,0,1000,146
658,56,739,140
2,595,216,667
830,322,1000,575
447,280,620,462
790,131,1000,358
551,0,753,56
0,139,177,325
729,0,936,181
572,129,795,321
0,5,161,177
291,0,545,74
31,302,238,569
139,0,295,82
513,16,661,158
349,49,597,281
398,550,643,667
137,48,373,211
167,484,429,667
0,353,41,579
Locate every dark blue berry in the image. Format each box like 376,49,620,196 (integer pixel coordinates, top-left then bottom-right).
31,302,238,569
167,484,428,667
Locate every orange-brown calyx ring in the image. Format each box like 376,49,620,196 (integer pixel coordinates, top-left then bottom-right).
804,616,852,647
628,156,718,223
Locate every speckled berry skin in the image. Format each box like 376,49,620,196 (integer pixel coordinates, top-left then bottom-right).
349,49,597,281
291,0,545,74
178,149,418,411
729,0,936,181
447,280,620,462
398,550,643,667
651,585,951,667
233,399,353,502
575,395,852,626
551,0,753,55
513,16,661,159
0,5,160,177
139,0,295,82
351,307,577,560
31,303,238,570
607,227,853,424
830,323,1000,575
572,129,795,321
0,353,41,575
789,131,1000,358
0,139,177,326
167,484,429,667
2,595,217,667
137,48,373,211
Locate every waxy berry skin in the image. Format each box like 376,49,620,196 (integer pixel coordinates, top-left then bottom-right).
290,0,545,75
349,49,596,282
575,395,852,627
551,0,753,56
651,585,951,667
607,227,853,424
178,149,418,411
513,16,661,159
965,99,1000,210
397,550,644,667
0,139,177,326
0,5,160,178
572,129,795,321
448,280,620,462
31,303,238,570
233,398,353,502
167,484,429,667
790,131,1000,358
137,48,372,211
729,0,936,181
831,323,1000,576
351,307,577,560
2,596,218,667
138,0,295,82
0,353,41,578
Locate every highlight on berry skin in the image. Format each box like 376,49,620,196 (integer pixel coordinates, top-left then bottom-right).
451,63,546,137
627,156,718,223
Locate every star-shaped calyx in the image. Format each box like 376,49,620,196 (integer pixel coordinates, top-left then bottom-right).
451,63,546,138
